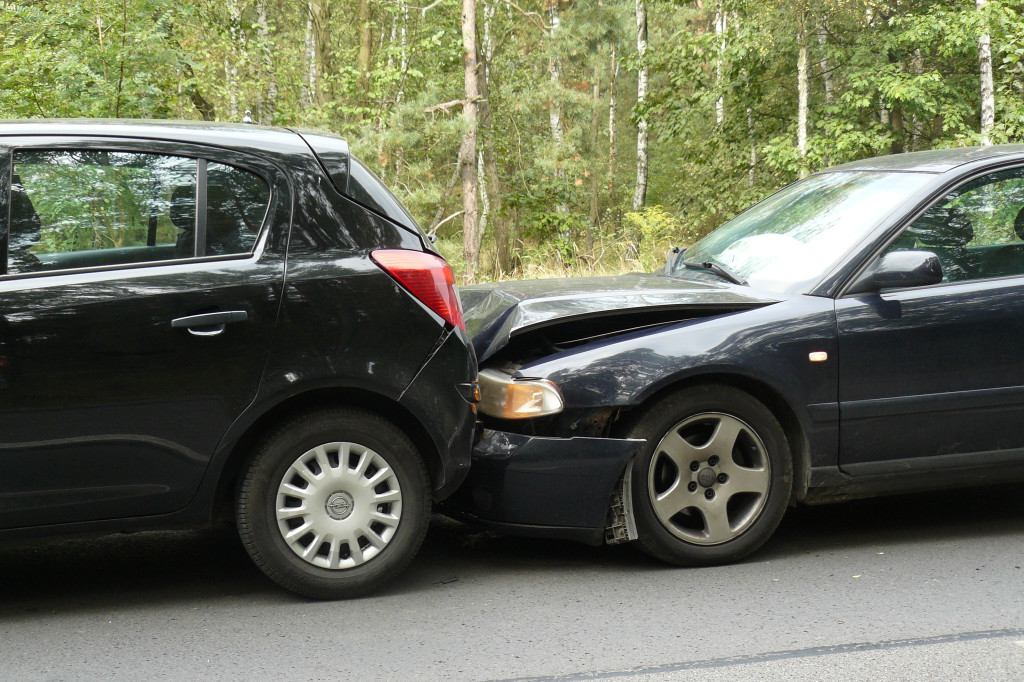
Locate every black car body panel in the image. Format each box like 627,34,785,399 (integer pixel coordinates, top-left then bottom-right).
0,121,475,541
451,145,1024,545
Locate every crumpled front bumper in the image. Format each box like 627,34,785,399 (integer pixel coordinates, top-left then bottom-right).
443,429,645,545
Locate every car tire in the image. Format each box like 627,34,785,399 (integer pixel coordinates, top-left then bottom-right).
236,408,430,599
627,384,792,566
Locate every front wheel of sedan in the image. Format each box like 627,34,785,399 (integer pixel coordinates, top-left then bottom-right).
627,385,792,566
237,408,430,599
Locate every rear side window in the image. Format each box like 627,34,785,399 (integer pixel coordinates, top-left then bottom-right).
207,162,269,256
8,150,270,275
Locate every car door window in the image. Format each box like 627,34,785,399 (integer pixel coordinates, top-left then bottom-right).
880,166,1024,283
10,150,198,274
8,151,272,275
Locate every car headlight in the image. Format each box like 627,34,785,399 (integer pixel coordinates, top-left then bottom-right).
477,369,564,419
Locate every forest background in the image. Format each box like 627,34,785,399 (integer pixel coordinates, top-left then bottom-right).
2,0,1023,282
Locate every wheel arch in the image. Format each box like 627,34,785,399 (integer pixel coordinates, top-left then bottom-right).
613,372,810,505
210,387,444,522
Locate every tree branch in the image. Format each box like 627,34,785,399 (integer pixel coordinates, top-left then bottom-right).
424,98,466,113
418,0,445,17
424,96,486,114
429,210,464,237
495,0,549,32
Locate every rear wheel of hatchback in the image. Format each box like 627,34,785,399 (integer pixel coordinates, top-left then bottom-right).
236,408,430,599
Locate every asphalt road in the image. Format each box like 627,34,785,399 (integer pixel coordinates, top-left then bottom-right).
1,483,1023,681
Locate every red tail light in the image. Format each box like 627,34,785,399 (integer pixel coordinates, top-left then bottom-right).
371,250,466,331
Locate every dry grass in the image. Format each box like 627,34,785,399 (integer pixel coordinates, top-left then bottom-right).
437,236,677,285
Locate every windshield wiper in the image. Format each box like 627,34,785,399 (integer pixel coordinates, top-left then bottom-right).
681,259,747,285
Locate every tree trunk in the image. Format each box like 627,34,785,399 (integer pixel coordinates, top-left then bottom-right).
226,0,241,120
477,150,489,244
978,0,994,145
633,0,649,212
302,13,315,107
910,48,923,150
256,0,278,124
714,1,726,126
588,76,600,254
478,0,511,276
797,13,808,178
309,0,332,106
744,69,755,188
817,19,834,108
181,62,216,121
547,0,563,146
358,0,372,101
608,45,618,228
376,7,397,134
398,0,409,105
459,0,481,279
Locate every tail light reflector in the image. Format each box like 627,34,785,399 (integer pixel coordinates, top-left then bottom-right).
371,249,465,331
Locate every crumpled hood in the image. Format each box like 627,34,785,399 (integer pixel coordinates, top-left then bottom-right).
460,272,780,361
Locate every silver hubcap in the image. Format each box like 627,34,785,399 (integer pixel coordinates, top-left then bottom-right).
276,442,402,570
648,413,770,546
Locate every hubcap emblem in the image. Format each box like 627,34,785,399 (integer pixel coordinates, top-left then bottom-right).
325,491,355,520
697,468,717,488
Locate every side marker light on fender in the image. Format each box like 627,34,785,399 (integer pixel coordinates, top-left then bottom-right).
809,351,828,363
477,369,564,419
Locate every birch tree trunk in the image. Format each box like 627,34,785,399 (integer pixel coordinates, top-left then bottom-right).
608,46,617,204
797,13,808,178
978,0,995,145
633,0,649,212
548,0,563,146
744,69,755,188
714,1,726,126
226,0,241,120
459,0,481,279
256,0,278,124
302,13,315,107
817,19,834,108
398,0,409,105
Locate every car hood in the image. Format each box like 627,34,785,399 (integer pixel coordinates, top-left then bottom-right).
460,272,780,362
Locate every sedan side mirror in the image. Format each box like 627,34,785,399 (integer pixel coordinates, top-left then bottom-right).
847,250,943,295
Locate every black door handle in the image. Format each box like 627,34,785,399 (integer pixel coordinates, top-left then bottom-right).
171,310,248,336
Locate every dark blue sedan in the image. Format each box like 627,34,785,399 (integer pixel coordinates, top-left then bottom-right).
448,145,1024,566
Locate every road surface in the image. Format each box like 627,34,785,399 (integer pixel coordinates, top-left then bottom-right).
1,483,1022,680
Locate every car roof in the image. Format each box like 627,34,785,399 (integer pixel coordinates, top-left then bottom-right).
822,144,1024,174
0,119,310,156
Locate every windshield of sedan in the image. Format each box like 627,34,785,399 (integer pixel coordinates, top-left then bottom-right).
673,170,935,293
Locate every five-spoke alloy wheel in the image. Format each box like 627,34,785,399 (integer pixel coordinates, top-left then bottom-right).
237,408,429,599
628,385,791,566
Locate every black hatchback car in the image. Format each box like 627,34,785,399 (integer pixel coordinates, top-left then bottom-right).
450,145,1024,568
0,120,477,599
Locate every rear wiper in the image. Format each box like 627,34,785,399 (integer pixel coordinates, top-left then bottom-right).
681,259,747,285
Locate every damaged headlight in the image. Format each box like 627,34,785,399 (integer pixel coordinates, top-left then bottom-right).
477,369,564,419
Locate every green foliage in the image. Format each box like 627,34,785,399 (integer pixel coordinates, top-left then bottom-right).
2,0,1022,283
622,205,692,271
